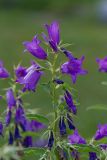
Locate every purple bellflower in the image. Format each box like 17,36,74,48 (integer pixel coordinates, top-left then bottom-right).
43,21,60,52
59,117,66,136
6,89,16,110
0,61,9,79
14,125,21,140
48,131,54,150
96,56,107,72
23,136,32,148
89,152,99,160
67,113,75,130
61,56,88,83
94,124,107,140
23,35,47,60
17,62,43,92
68,129,86,145
5,110,12,126
15,65,27,82
0,122,3,136
8,131,14,145
64,90,77,114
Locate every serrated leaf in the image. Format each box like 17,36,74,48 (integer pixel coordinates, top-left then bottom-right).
27,114,49,125
87,104,107,111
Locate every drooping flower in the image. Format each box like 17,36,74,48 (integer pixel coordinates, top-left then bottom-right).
6,89,16,109
23,35,47,60
96,56,107,72
0,61,9,79
23,136,32,148
5,110,12,126
59,117,66,136
68,129,86,144
64,90,77,114
43,21,60,52
94,124,107,140
14,125,21,140
8,131,14,145
89,152,99,160
61,56,88,83
17,62,43,92
0,122,3,136
67,113,75,130
48,131,54,150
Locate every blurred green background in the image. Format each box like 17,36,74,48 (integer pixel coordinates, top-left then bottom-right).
0,0,107,140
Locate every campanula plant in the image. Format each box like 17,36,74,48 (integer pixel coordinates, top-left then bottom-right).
0,21,107,160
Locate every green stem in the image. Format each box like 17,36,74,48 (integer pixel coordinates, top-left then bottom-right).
51,54,58,143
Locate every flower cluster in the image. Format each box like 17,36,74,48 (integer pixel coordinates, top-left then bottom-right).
0,21,107,160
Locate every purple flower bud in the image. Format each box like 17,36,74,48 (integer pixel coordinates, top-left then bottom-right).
5,110,12,126
6,89,16,109
68,129,86,145
64,90,77,114
0,122,3,136
61,48,74,60
23,35,47,60
0,61,9,79
61,56,88,83
8,131,14,145
96,57,107,72
59,117,66,136
48,131,54,150
89,152,98,160
43,21,60,52
67,113,75,130
14,125,21,140
94,124,107,140
53,79,64,84
23,136,32,148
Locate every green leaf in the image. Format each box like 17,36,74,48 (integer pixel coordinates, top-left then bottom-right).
27,114,49,125
22,131,42,138
24,148,46,158
86,104,107,111
68,144,100,153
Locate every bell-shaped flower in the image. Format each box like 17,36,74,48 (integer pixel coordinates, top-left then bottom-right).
8,131,14,145
23,35,47,60
5,110,12,126
59,117,66,136
61,56,88,83
68,129,86,144
6,89,16,109
94,124,107,140
67,113,75,130
96,56,107,72
0,61,9,79
64,90,77,114
48,131,54,150
43,21,60,52
89,152,98,160
17,62,43,92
